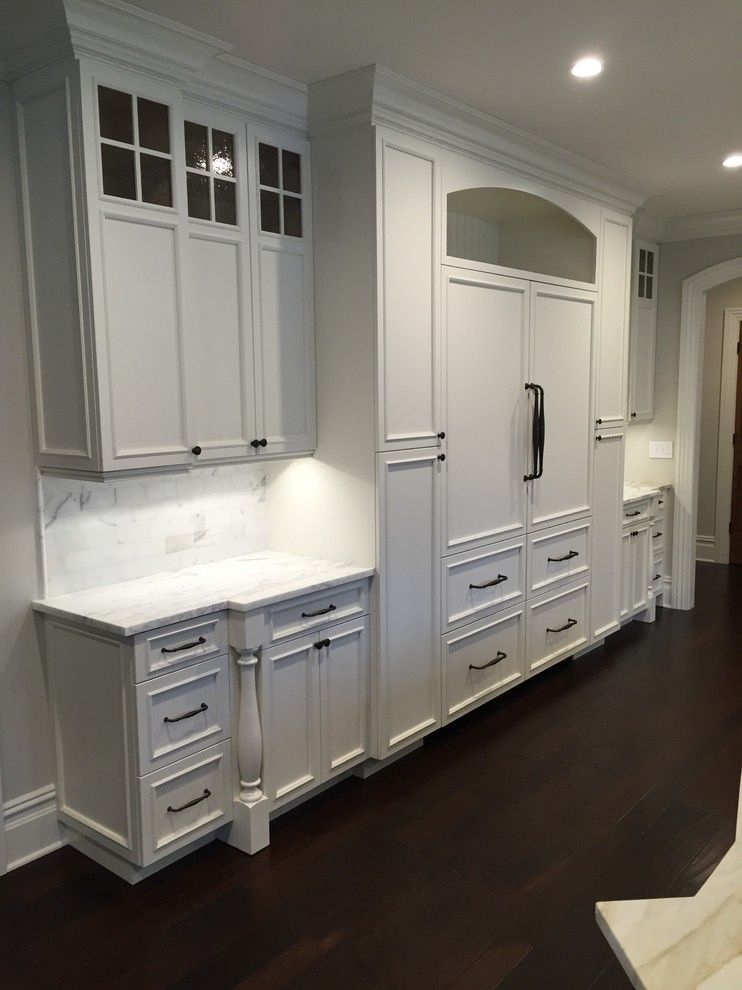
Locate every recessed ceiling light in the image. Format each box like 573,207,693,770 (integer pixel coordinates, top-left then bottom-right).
722,153,742,169
570,57,603,79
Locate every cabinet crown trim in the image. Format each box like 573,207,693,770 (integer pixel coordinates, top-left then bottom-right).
309,64,645,213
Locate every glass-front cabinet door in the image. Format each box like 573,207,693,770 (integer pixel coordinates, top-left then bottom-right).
249,126,316,457
181,105,258,463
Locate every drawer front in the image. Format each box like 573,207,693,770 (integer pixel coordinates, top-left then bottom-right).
527,521,590,597
651,525,665,553
442,539,525,631
266,581,369,645
442,606,525,723
135,656,230,774
526,581,589,677
139,742,232,866
623,500,650,525
652,556,664,593
135,613,227,682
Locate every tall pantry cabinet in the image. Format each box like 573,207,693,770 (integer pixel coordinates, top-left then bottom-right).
269,67,638,762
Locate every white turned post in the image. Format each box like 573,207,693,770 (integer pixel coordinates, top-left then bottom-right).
221,648,270,855
236,652,263,803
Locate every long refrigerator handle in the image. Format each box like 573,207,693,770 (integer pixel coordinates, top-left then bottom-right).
524,382,545,482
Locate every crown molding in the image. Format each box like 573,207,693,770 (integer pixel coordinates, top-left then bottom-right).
310,65,646,214
633,210,665,242
62,0,307,132
2,29,72,81
661,209,742,243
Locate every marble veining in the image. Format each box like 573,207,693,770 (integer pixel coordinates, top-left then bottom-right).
623,482,671,506
596,774,742,989
33,551,375,636
40,464,269,596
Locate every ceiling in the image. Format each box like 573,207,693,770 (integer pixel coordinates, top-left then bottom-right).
6,0,742,220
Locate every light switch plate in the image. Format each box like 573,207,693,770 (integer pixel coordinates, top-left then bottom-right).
649,441,673,459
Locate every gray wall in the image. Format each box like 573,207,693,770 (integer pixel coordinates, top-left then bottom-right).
0,81,54,807
625,234,742,488
697,277,742,538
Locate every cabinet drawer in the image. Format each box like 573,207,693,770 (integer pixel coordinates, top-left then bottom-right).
652,557,664,593
442,606,525,723
135,656,230,774
526,581,589,677
139,742,232,866
442,539,525,631
134,613,227,682
623,500,650,525
651,526,665,553
266,581,368,645
527,521,590,597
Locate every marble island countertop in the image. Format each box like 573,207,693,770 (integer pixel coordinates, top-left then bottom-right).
33,551,375,637
597,774,742,988
623,483,672,507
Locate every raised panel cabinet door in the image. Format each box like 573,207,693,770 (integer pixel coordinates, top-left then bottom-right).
377,449,441,756
263,634,320,808
620,528,632,618
254,242,315,454
528,284,596,530
184,234,255,460
595,212,631,428
319,616,369,780
100,214,190,467
627,239,659,423
591,430,625,640
442,270,529,554
378,135,441,450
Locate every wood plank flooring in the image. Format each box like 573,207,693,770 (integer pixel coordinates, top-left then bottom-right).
2,562,741,989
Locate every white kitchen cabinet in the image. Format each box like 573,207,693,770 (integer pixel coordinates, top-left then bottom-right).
621,520,651,617
377,135,441,450
14,59,315,475
595,211,632,429
628,239,659,423
526,580,590,677
442,269,529,554
377,449,442,756
528,283,596,531
591,430,625,640
262,615,369,808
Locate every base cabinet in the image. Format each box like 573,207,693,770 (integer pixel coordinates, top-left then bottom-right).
262,616,369,809
621,516,651,618
592,430,625,639
526,580,590,677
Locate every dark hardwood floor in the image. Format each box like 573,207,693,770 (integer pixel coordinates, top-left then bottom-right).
2,562,741,989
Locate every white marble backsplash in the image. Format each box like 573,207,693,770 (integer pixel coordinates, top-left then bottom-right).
40,464,269,596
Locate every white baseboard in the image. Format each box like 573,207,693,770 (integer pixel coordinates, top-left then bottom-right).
696,535,716,563
3,784,65,871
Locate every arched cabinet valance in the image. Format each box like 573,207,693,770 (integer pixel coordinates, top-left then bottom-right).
446,187,597,284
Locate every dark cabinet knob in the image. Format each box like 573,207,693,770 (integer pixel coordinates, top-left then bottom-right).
631,412,637,418
191,445,202,456
596,435,603,442
250,439,260,449
438,453,446,461
437,432,446,439
259,438,268,447
596,418,603,425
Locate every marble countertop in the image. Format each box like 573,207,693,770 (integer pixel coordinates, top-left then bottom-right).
623,483,672,506
33,551,375,637
596,774,742,988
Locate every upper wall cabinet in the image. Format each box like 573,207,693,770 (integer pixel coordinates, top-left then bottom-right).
627,238,659,423
446,187,597,285
14,59,315,476
594,210,632,430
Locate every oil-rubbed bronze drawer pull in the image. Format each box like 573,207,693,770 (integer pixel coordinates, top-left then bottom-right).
625,510,641,517
547,550,579,563
161,636,206,654
469,650,507,671
546,618,578,633
164,702,208,724
301,604,336,618
167,788,211,814
469,574,508,590
653,573,661,581
653,532,662,539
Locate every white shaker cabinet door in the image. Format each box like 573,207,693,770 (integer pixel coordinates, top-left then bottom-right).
595,211,632,429
377,134,441,451
591,429,625,641
377,449,442,757
319,616,369,780
528,283,596,531
262,634,321,809
442,270,529,555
